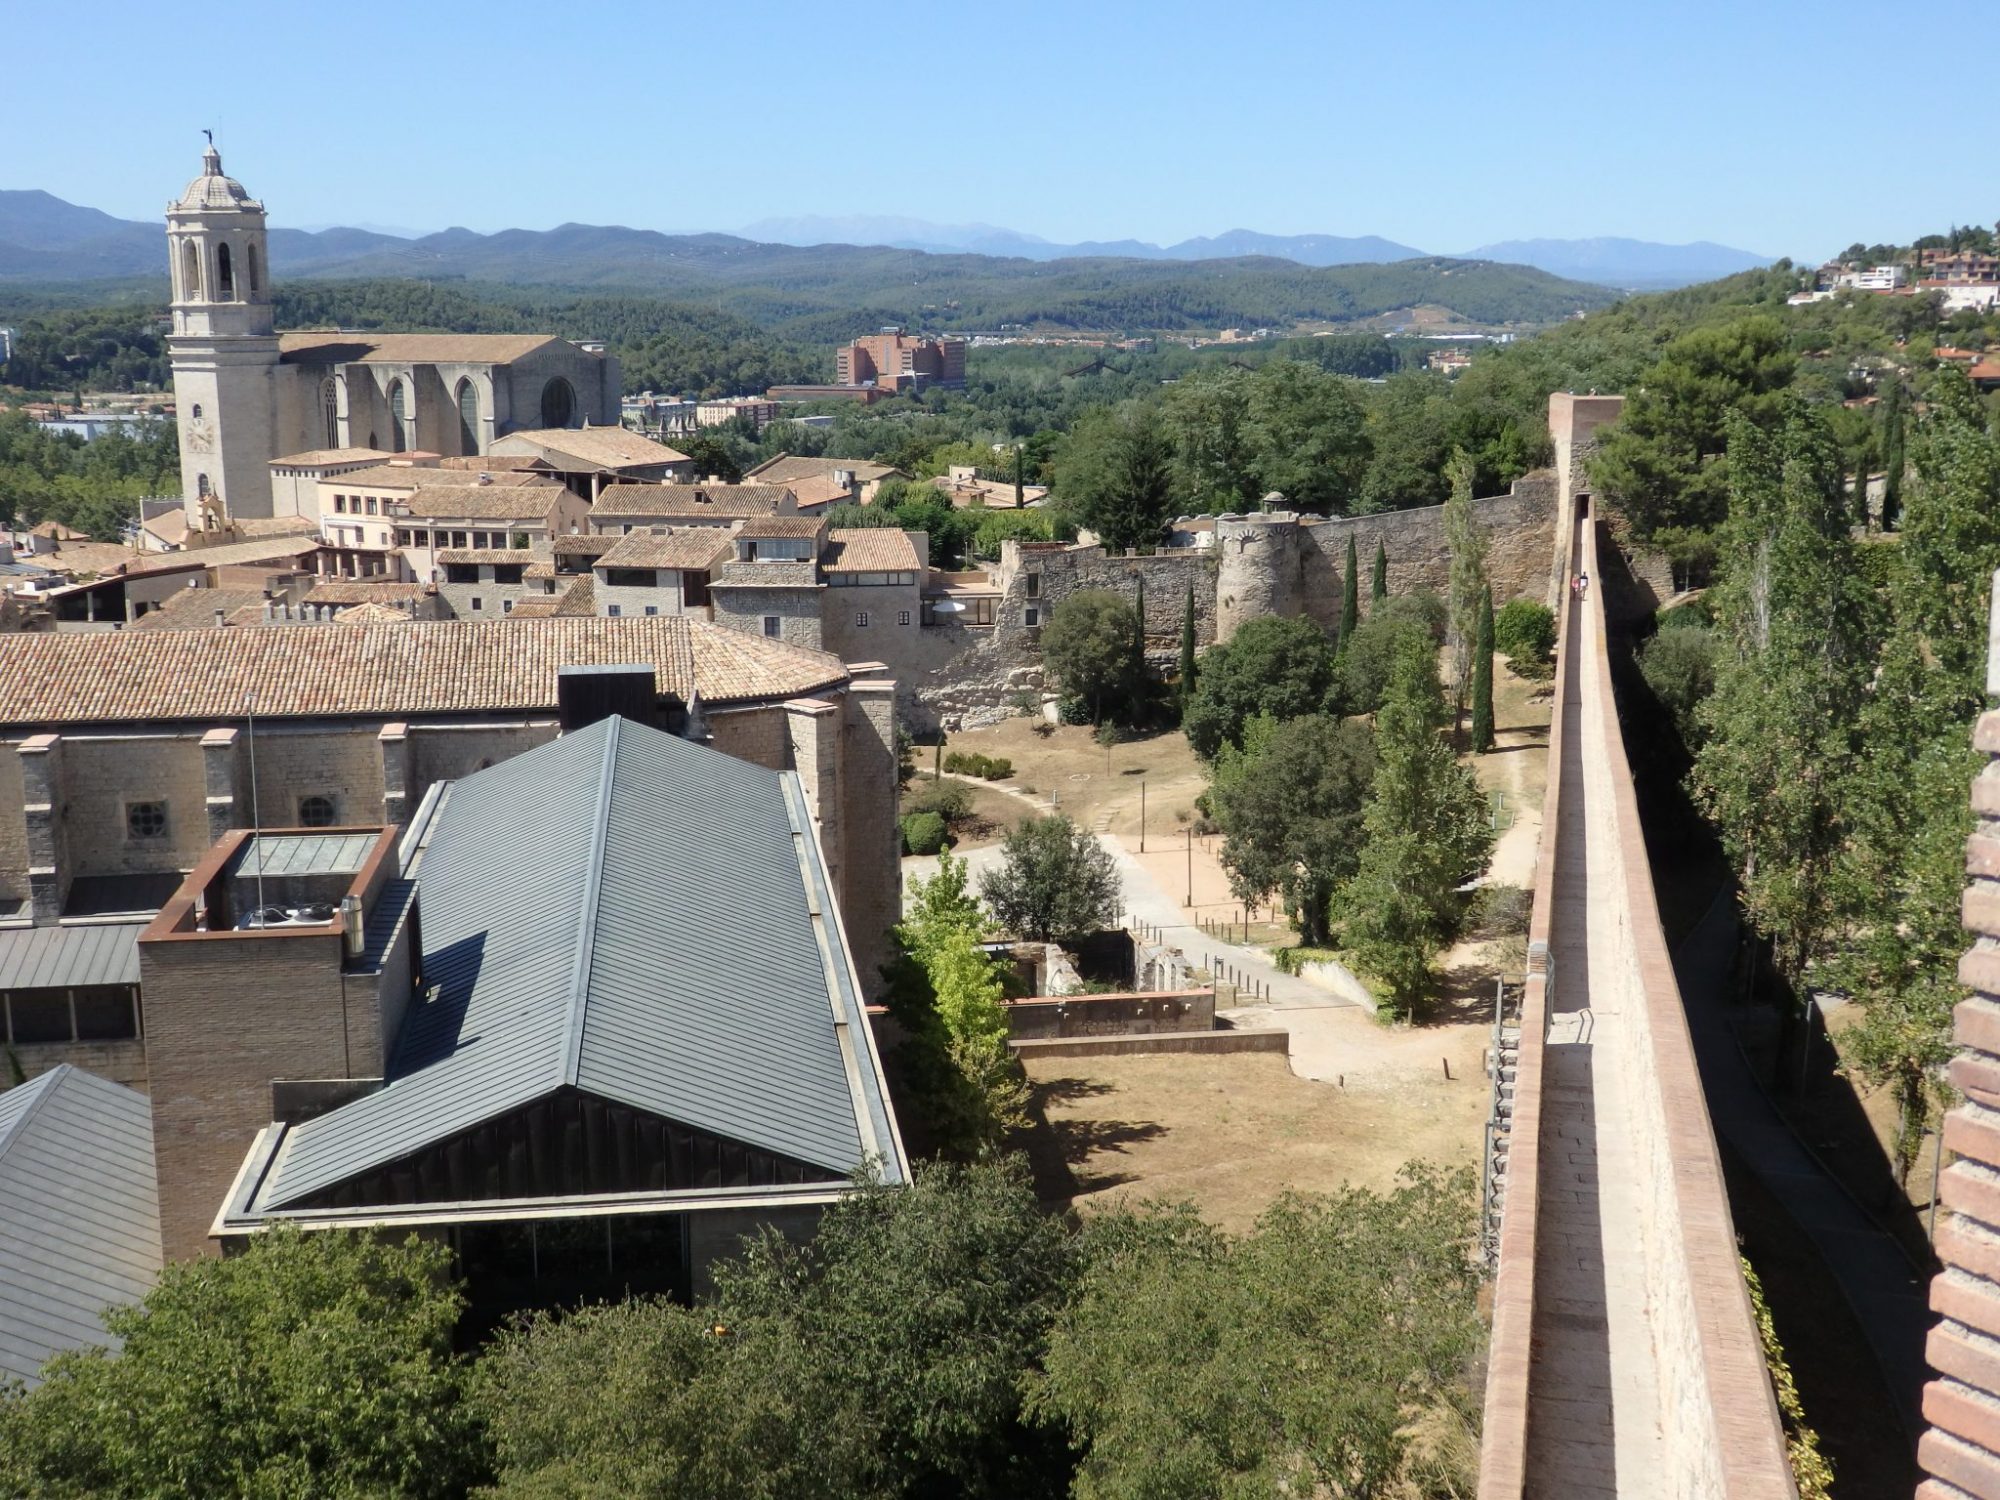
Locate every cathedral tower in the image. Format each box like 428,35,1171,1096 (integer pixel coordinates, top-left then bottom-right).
167,141,280,524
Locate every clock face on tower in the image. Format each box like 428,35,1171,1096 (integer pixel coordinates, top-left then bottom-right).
187,416,214,453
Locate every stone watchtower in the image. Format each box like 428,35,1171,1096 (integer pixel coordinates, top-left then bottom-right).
167,141,280,526
1212,511,1303,644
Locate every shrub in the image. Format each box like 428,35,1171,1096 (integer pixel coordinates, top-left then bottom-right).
1057,696,1093,726
1492,599,1556,664
907,782,972,825
1338,593,1444,716
1469,882,1531,938
943,751,1014,781
901,812,949,855
1654,599,1713,631
1638,624,1719,748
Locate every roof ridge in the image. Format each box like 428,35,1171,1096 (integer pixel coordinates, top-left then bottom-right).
0,1065,69,1168
559,719,620,1089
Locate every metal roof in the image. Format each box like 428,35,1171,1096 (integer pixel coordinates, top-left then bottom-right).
230,832,378,878
0,1066,161,1387
0,923,143,991
252,716,902,1211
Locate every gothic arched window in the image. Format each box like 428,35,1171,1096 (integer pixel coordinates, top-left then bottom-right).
246,243,261,297
321,378,339,449
455,379,480,455
216,243,234,300
540,377,575,429
196,474,212,499
180,241,202,300
389,380,410,454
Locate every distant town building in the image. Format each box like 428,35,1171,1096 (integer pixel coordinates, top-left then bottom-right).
744,454,906,509
695,397,782,432
1919,247,2000,284
833,328,966,392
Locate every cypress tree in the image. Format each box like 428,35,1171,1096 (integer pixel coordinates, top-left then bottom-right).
1129,576,1147,718
1881,379,1907,531
1371,538,1388,601
1340,533,1360,644
1470,589,1495,753
1013,444,1025,508
1178,580,1197,716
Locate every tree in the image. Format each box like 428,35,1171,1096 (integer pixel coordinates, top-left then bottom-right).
477,1160,1077,1500
1040,589,1140,724
1372,537,1388,601
1340,531,1360,645
1589,315,1797,540
1177,581,1197,713
1492,598,1556,666
1879,371,1908,531
1443,449,1489,724
1244,360,1372,514
1638,621,1720,748
1013,443,1025,508
0,1228,487,1500
1337,591,1446,717
1335,634,1494,1015
980,815,1121,943
1469,589,1495,753
1211,715,1377,947
1692,407,1877,991
1028,1168,1482,1500
1162,367,1259,511
1181,614,1340,758
1130,575,1148,716
1050,401,1177,550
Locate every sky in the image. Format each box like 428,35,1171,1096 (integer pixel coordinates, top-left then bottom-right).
8,0,1980,261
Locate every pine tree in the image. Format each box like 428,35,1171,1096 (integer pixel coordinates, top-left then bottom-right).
1178,580,1198,716
1371,538,1388,602
1470,589,1495,753
1340,533,1360,645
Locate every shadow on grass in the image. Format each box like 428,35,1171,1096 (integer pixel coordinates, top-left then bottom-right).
1016,1073,1166,1205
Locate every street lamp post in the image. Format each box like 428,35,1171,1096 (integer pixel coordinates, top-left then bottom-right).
1140,779,1146,853
1185,827,1193,909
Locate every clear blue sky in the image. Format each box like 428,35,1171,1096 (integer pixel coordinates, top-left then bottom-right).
11,0,1979,260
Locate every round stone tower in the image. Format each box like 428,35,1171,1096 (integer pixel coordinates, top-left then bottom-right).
1213,511,1301,644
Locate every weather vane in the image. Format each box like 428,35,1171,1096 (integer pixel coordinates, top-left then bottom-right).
202,128,213,146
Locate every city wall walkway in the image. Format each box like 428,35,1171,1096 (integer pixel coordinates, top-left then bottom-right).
1480,518,1795,1499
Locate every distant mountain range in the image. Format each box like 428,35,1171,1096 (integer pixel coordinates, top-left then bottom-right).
0,189,1771,298
739,215,1772,287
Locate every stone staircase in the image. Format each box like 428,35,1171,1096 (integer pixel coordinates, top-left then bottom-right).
1481,978,1522,1269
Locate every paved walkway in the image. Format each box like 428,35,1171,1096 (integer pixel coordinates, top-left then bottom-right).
1524,603,1670,1499
1672,886,1930,1443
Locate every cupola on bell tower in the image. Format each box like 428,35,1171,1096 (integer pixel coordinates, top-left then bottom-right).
167,137,281,525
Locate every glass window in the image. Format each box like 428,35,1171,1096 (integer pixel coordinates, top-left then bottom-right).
855,611,869,627
451,531,468,549
298,794,336,828
503,599,514,614
471,596,484,611
126,801,167,840
334,496,346,513
1025,572,1041,598
540,377,576,429
607,604,622,617
365,497,378,516
322,377,339,448
763,616,780,637
898,610,911,626
1024,607,1040,627
644,605,658,616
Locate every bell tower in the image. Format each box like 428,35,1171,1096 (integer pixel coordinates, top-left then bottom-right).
167,138,281,524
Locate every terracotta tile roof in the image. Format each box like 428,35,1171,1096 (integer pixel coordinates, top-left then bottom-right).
304,579,430,605
223,516,322,538
437,454,552,472
738,516,827,541
436,549,538,566
552,576,596,616
278,332,572,366
746,454,904,485
317,464,438,492
821,529,921,573
524,561,557,580
595,529,733,572
141,511,189,547
0,617,847,726
787,474,860,511
507,595,561,618
124,588,272,632
493,428,692,471
711,561,820,590
590,483,794,520
269,447,394,468
400,487,567,520
122,535,321,577
552,535,617,557
333,602,420,624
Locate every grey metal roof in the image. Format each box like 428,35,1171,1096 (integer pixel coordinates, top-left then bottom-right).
231,832,378,878
0,1066,161,1387
253,716,900,1211
0,923,143,991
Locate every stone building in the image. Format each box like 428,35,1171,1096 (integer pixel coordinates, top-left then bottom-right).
166,145,618,526
0,616,903,1099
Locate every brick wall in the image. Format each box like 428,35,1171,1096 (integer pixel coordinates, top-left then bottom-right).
140,928,358,1260
9,1038,148,1090
64,736,211,877
1921,586,2000,1498
0,752,26,903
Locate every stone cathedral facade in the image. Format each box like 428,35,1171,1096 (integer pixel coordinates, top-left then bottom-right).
165,145,621,525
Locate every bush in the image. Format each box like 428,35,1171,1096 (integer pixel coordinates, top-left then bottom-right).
1338,593,1445,716
944,751,1014,780
1654,599,1713,631
1492,599,1556,663
1638,624,1719,748
907,782,972,825
1469,883,1532,938
901,812,950,855
1057,696,1093,726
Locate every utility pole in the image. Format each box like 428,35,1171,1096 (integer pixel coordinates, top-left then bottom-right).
1140,779,1146,852
1185,827,1193,909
